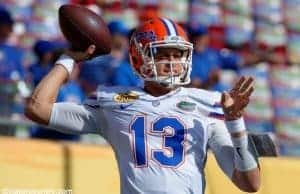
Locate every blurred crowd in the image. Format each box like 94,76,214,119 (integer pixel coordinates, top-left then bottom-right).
0,0,300,156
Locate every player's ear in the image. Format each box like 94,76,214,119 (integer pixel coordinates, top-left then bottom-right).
86,44,96,55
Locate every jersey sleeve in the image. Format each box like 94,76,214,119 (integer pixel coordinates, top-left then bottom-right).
49,102,105,136
207,118,235,179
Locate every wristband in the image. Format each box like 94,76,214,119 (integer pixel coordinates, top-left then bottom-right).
231,135,258,171
225,117,246,133
55,54,75,75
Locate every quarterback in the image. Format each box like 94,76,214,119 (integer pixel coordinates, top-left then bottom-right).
25,18,260,194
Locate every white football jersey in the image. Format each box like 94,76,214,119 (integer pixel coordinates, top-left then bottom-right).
49,86,234,194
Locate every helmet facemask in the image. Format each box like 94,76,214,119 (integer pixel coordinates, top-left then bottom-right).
132,36,193,88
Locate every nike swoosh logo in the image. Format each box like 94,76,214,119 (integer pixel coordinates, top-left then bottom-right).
120,104,133,110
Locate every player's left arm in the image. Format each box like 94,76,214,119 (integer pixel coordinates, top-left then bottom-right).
220,76,260,192
208,119,260,193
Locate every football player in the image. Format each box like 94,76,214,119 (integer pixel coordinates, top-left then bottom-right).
25,18,260,194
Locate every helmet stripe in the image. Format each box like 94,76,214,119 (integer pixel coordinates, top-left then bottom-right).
169,20,179,36
160,18,171,35
161,18,177,36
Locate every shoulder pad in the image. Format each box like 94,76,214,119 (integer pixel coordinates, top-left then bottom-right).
185,88,224,120
187,88,222,107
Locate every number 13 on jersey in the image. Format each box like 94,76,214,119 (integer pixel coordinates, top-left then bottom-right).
130,115,187,168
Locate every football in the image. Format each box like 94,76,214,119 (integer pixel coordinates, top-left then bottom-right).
58,4,112,56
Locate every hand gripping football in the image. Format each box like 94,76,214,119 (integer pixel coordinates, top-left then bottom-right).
58,4,112,56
